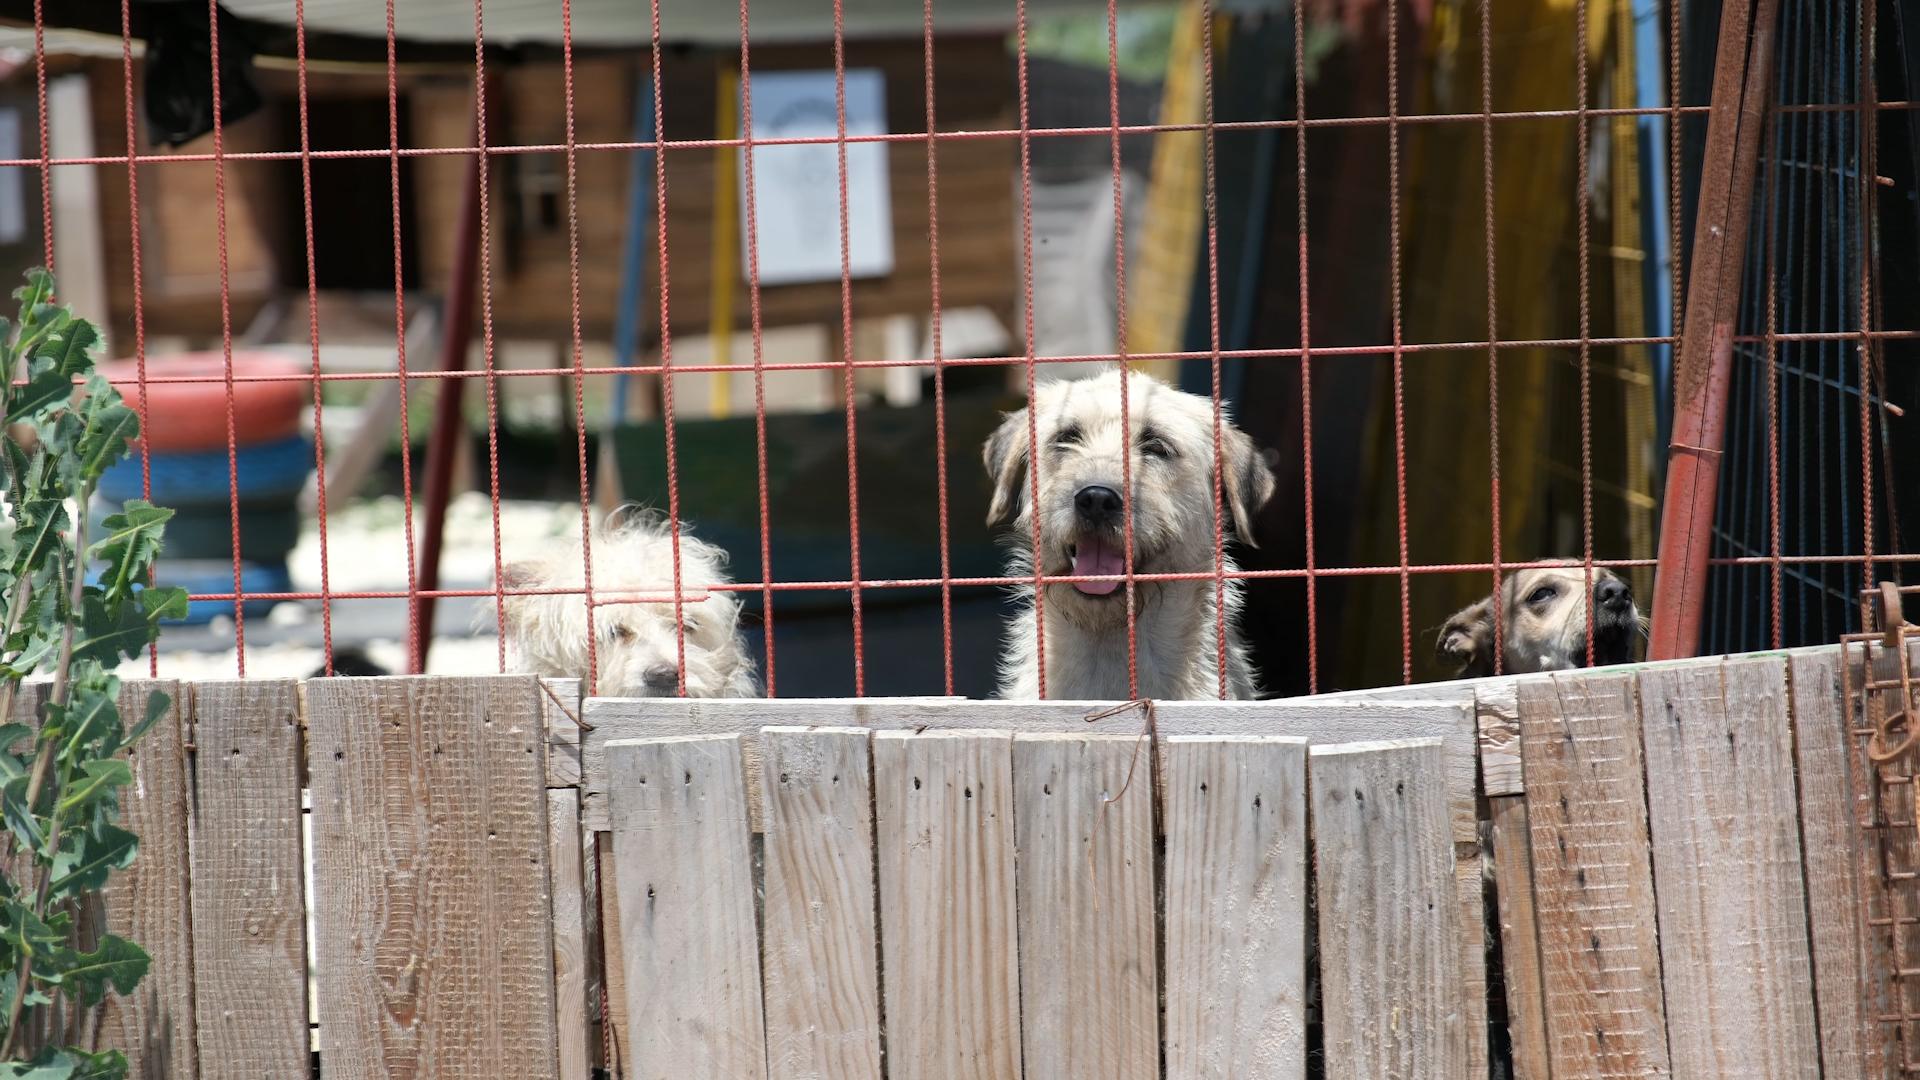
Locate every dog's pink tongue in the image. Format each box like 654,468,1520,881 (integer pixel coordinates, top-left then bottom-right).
1072,537,1123,595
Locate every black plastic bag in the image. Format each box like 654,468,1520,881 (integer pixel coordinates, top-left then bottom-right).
142,0,263,148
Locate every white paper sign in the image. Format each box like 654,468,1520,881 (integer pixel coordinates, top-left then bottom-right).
739,69,894,285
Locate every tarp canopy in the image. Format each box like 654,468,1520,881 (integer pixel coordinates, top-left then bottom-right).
20,0,1285,56
220,0,1218,48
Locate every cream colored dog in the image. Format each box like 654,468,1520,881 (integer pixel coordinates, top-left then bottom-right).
984,369,1276,700
499,509,759,697
1435,561,1643,679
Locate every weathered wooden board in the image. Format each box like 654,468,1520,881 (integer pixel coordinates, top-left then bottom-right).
1489,794,1550,1080
583,695,1483,1074
1162,736,1308,1080
581,698,937,831
188,679,309,1080
1013,734,1157,1080
607,735,766,1080
1637,658,1820,1078
581,697,1477,840
1789,647,1893,1077
578,821,602,1077
99,678,197,1080
1310,739,1465,1079
306,675,559,1080
594,831,631,1080
1518,671,1670,1080
1323,680,1517,793
1324,644,1844,798
873,730,1022,1080
542,678,584,787
548,789,590,1080
759,728,882,1080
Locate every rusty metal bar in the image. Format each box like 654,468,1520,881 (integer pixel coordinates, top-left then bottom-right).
1647,0,1783,660
408,73,499,674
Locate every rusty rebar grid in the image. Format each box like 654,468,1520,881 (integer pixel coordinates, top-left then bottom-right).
1846,581,1920,1073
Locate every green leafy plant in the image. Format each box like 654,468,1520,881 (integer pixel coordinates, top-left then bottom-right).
0,270,186,1078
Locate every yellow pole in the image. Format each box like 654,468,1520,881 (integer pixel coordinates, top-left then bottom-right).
1125,0,1207,380
710,67,740,418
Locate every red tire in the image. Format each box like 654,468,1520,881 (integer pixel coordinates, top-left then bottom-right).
99,352,310,452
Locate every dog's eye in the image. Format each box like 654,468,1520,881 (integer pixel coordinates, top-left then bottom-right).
606,625,633,642
1525,585,1557,605
1139,434,1175,459
1052,426,1082,448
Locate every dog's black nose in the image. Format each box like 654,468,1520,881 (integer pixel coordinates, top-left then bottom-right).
1596,578,1630,608
642,663,680,691
1074,485,1124,523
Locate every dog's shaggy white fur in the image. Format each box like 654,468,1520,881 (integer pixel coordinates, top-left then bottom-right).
1435,560,1644,679
985,369,1276,700
499,509,759,697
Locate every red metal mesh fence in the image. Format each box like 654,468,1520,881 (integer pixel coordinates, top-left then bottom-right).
11,0,1914,697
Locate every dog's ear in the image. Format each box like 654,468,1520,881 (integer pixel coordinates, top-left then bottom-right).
983,408,1031,528
1219,424,1276,546
500,561,537,590
1436,596,1496,677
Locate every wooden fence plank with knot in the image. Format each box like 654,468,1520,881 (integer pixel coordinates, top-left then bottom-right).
306,675,558,1080
187,679,308,1080
759,727,882,1080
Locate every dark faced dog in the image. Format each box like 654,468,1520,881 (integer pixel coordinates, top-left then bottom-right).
1436,562,1643,679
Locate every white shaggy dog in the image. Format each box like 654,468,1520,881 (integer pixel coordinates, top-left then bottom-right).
1435,560,1643,679
499,509,759,697
984,369,1276,700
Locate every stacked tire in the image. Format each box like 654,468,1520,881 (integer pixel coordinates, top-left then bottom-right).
94,353,312,623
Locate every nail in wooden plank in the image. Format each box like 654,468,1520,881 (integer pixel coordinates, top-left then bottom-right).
1310,738,1465,1079
1518,671,1670,1080
1163,735,1307,1080
1638,657,1818,1078
307,675,559,1080
760,727,881,1080
1013,733,1157,1080
607,735,765,1080
189,679,308,1080
874,730,1021,1080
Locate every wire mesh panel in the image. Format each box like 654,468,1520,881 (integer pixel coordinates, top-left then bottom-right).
1704,0,1886,656
7,0,1913,699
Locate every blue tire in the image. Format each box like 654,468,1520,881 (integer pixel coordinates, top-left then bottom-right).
143,559,293,624
97,437,314,507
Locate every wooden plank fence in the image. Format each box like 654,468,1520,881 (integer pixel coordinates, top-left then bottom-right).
22,644,1912,1078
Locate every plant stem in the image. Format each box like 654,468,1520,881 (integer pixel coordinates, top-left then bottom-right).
0,574,34,734
48,487,87,713
0,481,86,1060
